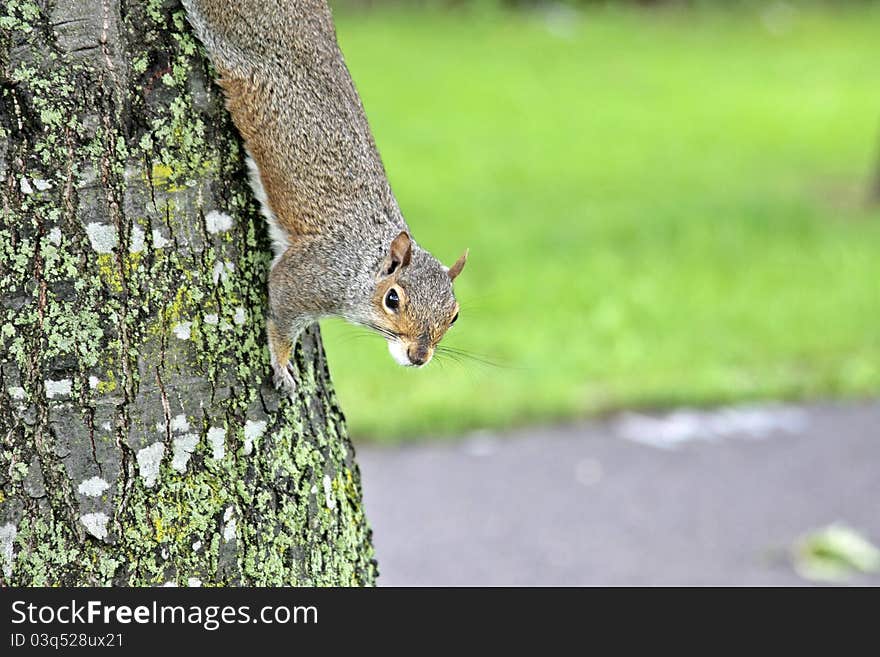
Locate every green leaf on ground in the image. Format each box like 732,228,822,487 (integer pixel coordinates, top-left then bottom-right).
793,524,880,583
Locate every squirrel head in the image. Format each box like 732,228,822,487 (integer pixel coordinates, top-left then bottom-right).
369,231,467,368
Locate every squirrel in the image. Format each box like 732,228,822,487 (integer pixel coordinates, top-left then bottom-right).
181,0,467,392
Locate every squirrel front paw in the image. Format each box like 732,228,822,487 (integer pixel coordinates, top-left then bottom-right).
272,361,297,395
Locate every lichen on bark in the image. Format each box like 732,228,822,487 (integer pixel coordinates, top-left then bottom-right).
0,0,377,586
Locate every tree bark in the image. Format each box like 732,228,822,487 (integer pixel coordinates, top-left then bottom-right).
0,0,376,585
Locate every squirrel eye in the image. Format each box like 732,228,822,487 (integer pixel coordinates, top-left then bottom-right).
450,311,459,326
384,288,400,312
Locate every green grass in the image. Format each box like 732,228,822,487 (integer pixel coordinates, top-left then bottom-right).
320,3,880,443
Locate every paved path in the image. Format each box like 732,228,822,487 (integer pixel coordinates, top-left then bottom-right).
357,402,880,586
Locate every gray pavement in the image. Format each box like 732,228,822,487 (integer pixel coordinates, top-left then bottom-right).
357,402,880,586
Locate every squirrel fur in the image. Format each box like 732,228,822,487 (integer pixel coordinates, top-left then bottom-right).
181,0,467,391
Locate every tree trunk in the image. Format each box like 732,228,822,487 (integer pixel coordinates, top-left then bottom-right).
0,0,376,586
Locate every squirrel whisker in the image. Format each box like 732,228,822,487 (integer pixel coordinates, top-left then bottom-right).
435,346,505,369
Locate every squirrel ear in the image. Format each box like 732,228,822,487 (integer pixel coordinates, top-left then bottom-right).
382,231,412,276
447,248,468,281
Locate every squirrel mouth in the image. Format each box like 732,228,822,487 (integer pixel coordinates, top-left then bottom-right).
386,340,432,368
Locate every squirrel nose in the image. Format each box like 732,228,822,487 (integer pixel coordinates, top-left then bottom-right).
407,346,430,367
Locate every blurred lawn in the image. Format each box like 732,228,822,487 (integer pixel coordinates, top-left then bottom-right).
321,3,880,443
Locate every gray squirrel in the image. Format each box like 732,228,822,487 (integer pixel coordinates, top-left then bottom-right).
181,0,467,392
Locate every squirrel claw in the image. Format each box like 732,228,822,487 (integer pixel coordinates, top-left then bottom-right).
272,361,296,395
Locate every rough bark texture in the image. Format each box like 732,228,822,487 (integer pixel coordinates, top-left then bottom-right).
0,0,377,586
